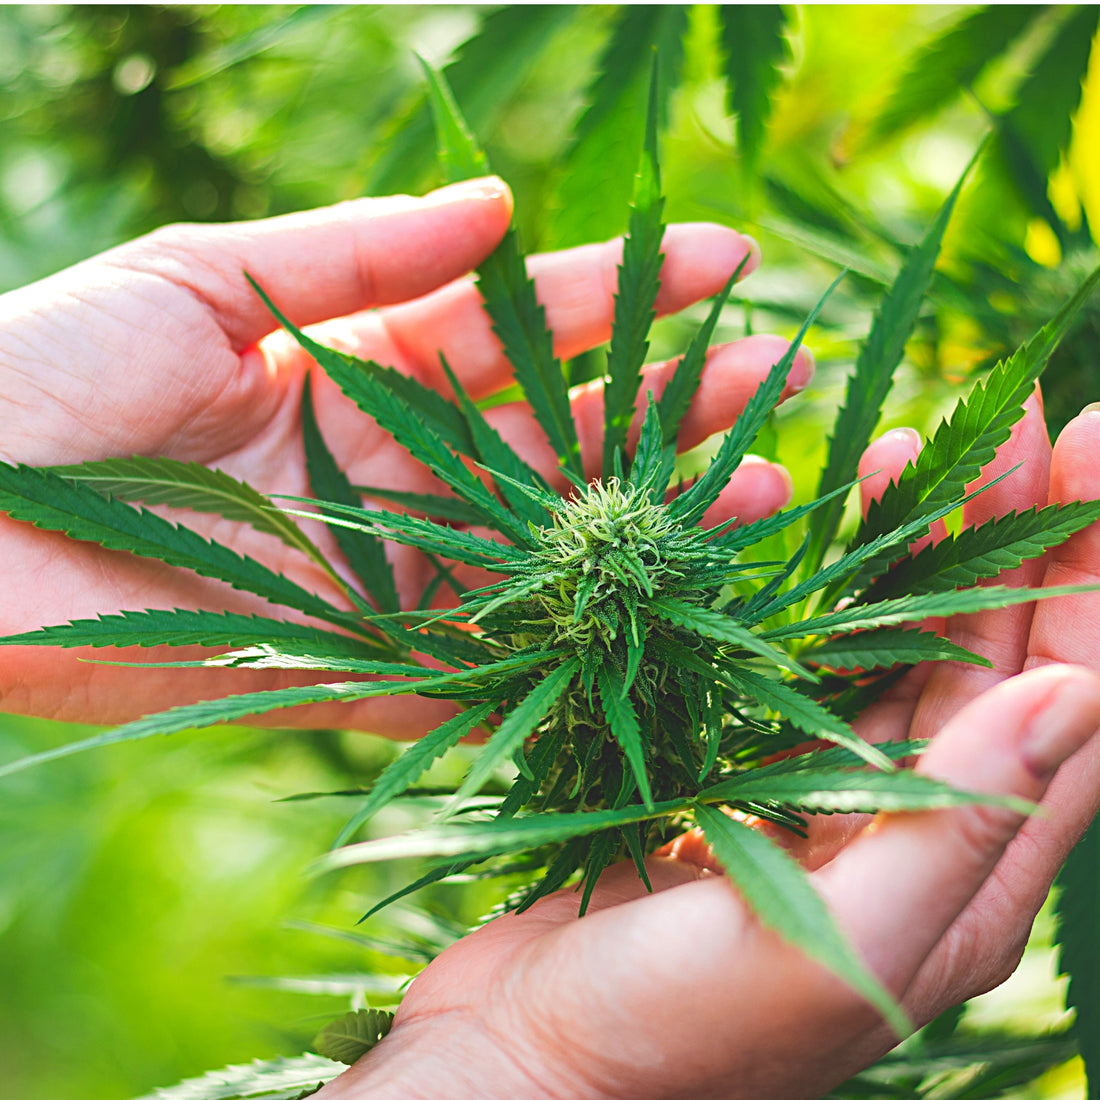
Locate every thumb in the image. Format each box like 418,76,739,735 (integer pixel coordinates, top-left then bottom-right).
119,176,514,350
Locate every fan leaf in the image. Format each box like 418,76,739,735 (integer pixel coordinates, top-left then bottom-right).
300,376,400,613
693,804,909,1037
602,58,666,478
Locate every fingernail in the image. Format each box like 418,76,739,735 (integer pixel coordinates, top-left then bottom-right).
1020,668,1100,779
882,427,922,452
1082,402,1100,417
424,176,511,206
787,345,815,392
738,233,762,274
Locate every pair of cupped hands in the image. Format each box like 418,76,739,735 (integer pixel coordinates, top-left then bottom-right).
3,176,1100,1100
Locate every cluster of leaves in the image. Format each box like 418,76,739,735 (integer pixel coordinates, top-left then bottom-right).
3,52,1100,1099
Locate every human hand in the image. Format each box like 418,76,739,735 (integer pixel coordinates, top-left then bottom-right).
313,659,1100,1100
311,398,1100,1100
0,179,808,731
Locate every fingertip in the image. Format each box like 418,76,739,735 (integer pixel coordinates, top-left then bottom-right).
858,428,921,514
1017,664,1100,780
656,224,761,313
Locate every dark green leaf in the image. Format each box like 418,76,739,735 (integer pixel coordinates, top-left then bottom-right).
598,662,653,809
0,608,383,654
868,7,1041,145
650,596,814,679
602,58,666,477
51,454,333,576
300,376,400,612
250,279,530,544
866,502,1100,600
419,59,583,481
701,767,1029,816
437,354,552,528
718,5,790,173
658,261,746,446
549,6,687,248
0,462,346,625
804,628,991,671
670,271,844,525
350,485,484,525
0,652,548,779
856,265,1100,548
316,797,689,871
313,1008,394,1066
446,659,579,810
763,583,1100,641
805,149,977,572
332,702,496,847
721,665,894,770
1055,814,1100,1099
693,804,909,1036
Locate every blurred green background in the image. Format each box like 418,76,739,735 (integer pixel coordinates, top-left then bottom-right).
2,5,1099,1098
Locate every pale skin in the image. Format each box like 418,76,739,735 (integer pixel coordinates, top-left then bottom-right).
2,176,1100,1099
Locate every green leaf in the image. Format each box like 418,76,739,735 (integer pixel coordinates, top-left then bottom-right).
51,454,335,577
332,702,496,847
0,608,383,655
763,583,1100,642
721,665,894,770
868,6,1041,146
316,797,690,871
349,485,484,525
368,6,576,194
300,376,400,613
805,149,977,572
417,53,490,181
313,1008,394,1066
701,767,1029,816
1055,814,1100,1099
476,230,584,482
446,659,579,810
650,596,815,680
0,462,347,626
0,653,548,779
870,501,1100,601
598,662,653,809
548,5,687,248
437,354,552,528
602,58,666,478
419,58,583,481
804,628,991,672
670,271,844,526
996,6,1100,183
856,265,1100,548
692,804,910,1037
718,5,790,174
285,497,521,571
657,261,746,447
629,396,677,503
249,279,529,544
131,1054,340,1100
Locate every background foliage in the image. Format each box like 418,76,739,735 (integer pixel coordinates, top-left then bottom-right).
1,5,1099,1098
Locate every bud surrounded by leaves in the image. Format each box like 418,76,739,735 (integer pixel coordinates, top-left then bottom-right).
1,61,1099,1033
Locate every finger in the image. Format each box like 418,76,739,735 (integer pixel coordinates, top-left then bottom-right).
485,335,813,487
909,390,1052,738
858,427,922,517
282,223,760,400
1025,404,1100,672
904,710,1100,1019
116,177,514,350
816,664,1100,996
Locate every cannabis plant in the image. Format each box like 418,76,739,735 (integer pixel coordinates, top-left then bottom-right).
1,61,1100,1082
